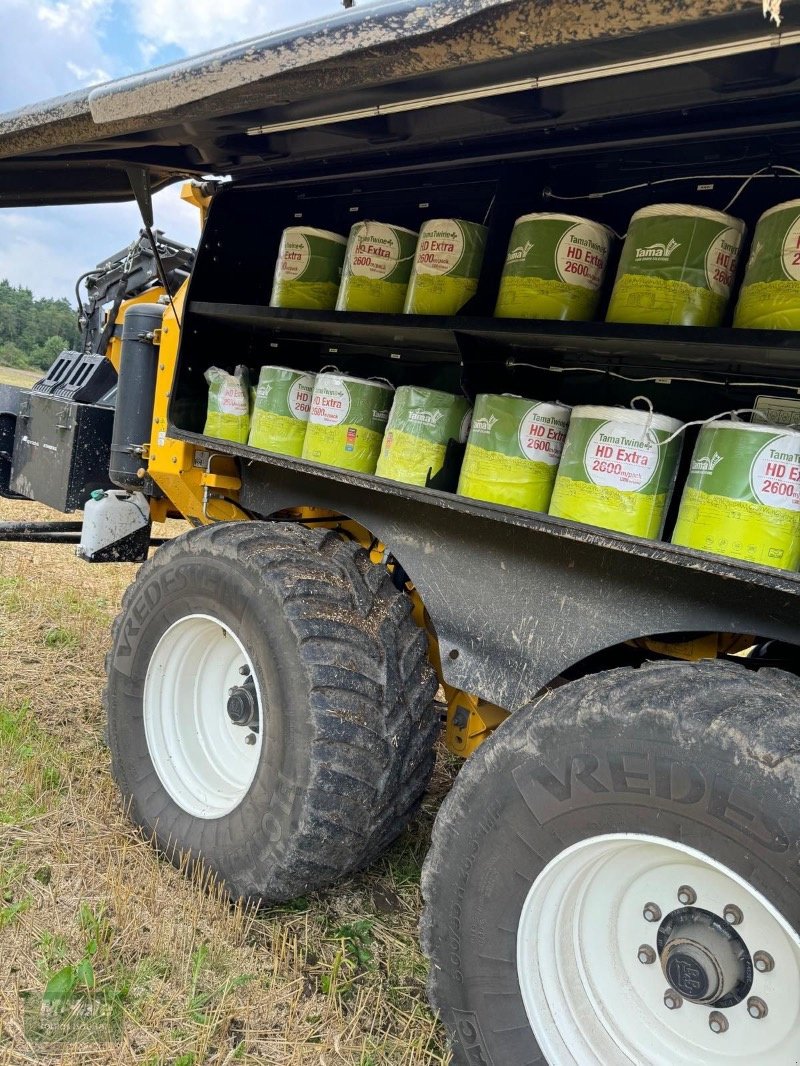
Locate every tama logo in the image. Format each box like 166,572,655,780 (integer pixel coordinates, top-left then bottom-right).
635,238,681,261
691,452,723,473
409,408,444,426
472,414,498,433
506,240,533,264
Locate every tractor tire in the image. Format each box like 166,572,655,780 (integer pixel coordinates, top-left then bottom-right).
421,659,800,1066
105,521,438,902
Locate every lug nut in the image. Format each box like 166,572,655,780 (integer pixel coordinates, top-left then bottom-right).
677,885,697,906
638,945,656,965
244,733,257,746
709,1011,729,1034
747,997,768,1020
723,905,743,926
753,951,775,973
664,989,683,1010
643,903,662,923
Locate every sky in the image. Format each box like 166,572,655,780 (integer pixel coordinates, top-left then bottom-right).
0,0,349,301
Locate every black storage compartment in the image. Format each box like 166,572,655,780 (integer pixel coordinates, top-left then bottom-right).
165,39,800,563
10,392,115,512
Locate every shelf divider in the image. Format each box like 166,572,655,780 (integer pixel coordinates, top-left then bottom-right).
187,301,800,380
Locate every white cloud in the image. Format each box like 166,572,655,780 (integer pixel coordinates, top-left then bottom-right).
0,185,201,300
132,0,335,58
0,0,114,108
66,61,111,85
0,0,344,300
36,0,106,31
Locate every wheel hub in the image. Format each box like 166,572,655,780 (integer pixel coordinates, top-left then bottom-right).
658,907,753,1008
516,834,800,1064
663,941,717,1002
226,677,259,730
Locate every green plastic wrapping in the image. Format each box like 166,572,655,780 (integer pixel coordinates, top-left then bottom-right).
270,227,347,310
458,394,570,511
203,365,250,443
336,221,418,312
673,420,800,571
495,213,612,320
375,386,472,488
248,366,315,457
734,199,800,330
549,405,683,539
403,219,487,315
607,204,744,327
302,373,394,473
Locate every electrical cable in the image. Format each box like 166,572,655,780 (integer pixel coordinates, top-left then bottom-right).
74,268,102,322
96,246,136,358
506,360,800,393
543,165,800,208
142,224,182,334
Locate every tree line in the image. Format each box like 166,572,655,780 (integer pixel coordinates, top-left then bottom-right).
0,279,80,372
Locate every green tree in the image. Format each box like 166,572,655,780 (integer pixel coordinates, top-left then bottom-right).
0,281,79,371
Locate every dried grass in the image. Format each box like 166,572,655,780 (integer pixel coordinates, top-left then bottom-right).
0,498,455,1065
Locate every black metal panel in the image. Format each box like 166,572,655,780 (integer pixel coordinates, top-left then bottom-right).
171,430,799,712
0,384,22,498
32,350,117,404
0,2,799,204
10,393,115,512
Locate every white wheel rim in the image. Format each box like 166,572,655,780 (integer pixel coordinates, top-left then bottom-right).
517,833,800,1064
143,613,264,819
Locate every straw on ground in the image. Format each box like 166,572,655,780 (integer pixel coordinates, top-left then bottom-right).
0,498,454,1066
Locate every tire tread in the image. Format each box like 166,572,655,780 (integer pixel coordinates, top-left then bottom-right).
105,521,439,902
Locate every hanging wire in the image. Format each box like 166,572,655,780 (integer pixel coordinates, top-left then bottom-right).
543,165,800,210
658,408,769,447
505,360,800,394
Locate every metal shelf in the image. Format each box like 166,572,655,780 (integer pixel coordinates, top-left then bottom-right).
172,425,800,595
187,302,800,380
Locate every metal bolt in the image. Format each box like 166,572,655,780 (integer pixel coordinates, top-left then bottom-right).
664,990,683,1010
748,997,768,1020
753,951,775,973
643,903,662,923
723,905,743,926
239,664,251,676
677,885,697,906
244,733,257,746
638,945,656,965
709,1011,729,1034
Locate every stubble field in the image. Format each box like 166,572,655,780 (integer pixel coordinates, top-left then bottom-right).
0,495,455,1066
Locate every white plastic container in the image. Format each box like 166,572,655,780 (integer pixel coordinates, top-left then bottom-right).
78,489,151,562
